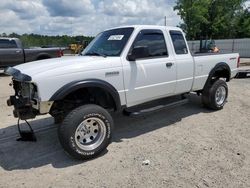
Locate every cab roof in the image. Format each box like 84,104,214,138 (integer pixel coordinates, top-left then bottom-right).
106,25,182,32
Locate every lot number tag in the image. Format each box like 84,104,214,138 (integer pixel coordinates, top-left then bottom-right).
108,35,124,40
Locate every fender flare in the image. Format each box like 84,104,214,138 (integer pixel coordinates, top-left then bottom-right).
203,62,231,90
49,79,121,110
208,62,231,81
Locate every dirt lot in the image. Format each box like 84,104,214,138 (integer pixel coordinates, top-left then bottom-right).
0,75,249,188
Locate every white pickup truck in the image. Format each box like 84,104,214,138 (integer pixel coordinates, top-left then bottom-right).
4,25,239,159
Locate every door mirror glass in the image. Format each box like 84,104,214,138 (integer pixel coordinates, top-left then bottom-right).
127,46,149,61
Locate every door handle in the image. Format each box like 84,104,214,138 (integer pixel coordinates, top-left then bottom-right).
16,50,21,53
166,62,173,67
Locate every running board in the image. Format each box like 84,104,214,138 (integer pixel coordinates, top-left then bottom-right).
124,98,189,117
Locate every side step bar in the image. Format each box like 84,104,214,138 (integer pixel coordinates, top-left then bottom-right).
124,98,189,117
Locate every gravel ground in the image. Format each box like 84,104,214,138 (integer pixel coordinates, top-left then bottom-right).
0,75,249,188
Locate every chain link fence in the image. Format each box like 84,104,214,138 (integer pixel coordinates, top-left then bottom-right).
188,38,250,58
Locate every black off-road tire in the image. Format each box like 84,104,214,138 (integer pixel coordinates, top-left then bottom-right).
58,104,113,160
202,79,228,110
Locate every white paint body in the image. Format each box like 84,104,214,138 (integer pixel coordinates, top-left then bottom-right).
14,25,239,109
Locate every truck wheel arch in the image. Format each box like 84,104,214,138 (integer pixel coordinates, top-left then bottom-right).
49,79,121,111
201,62,230,103
204,62,231,89
209,62,231,81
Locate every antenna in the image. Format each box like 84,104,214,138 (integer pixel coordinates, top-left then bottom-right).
164,16,167,26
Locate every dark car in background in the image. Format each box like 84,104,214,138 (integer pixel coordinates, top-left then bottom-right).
0,38,63,69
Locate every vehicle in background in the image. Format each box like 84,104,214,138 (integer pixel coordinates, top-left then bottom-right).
69,40,89,54
4,25,239,160
0,38,63,69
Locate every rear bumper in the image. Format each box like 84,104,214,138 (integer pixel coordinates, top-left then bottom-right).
7,95,38,120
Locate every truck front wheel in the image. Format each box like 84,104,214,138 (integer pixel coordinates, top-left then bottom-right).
58,104,113,160
202,79,228,110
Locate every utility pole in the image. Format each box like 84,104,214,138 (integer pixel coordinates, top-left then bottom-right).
164,16,167,26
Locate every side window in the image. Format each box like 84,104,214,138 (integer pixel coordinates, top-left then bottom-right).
0,39,17,48
130,29,168,59
170,31,188,55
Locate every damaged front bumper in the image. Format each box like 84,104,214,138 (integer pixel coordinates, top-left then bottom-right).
7,95,54,120
7,95,38,120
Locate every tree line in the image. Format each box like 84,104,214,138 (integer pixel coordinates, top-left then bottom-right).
0,32,94,48
174,0,250,40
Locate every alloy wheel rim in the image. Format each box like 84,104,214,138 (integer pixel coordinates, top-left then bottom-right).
75,117,106,151
215,86,226,106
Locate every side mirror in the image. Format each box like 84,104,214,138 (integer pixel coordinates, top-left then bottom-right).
127,46,149,61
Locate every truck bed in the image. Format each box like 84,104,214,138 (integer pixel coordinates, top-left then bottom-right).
191,53,239,91
192,52,236,56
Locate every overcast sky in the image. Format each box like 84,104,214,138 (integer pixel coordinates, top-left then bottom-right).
1,0,249,37
0,0,181,36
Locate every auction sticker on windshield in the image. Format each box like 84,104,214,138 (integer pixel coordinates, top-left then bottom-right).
108,35,124,40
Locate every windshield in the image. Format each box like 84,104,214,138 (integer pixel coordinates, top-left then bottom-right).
82,27,134,57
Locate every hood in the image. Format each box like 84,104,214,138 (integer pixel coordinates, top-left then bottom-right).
14,55,120,79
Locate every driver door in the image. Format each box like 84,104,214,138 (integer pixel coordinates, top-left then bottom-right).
122,29,177,107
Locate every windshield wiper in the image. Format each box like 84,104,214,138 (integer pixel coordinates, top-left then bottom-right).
84,51,107,57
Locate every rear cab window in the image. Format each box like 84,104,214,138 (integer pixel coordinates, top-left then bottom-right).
0,39,17,49
129,29,168,59
169,30,188,55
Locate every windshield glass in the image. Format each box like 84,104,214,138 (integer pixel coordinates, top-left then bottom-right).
82,27,134,57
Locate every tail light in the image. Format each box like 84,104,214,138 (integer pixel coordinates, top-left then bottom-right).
237,56,240,68
57,49,64,57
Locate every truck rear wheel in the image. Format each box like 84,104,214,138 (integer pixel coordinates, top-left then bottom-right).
202,79,228,110
58,104,113,160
